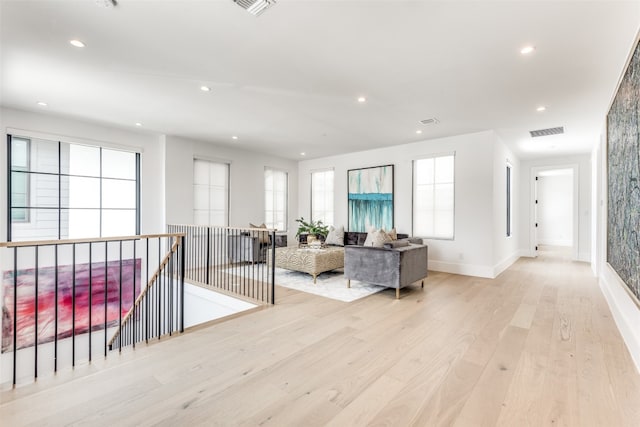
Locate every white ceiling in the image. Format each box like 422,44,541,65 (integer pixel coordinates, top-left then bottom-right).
1,1,639,160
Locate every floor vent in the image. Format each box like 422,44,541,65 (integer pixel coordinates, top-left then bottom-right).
530,126,564,138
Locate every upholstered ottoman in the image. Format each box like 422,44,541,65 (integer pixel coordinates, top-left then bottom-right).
271,246,344,283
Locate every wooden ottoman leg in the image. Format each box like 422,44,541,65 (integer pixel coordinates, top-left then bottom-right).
421,280,424,288
347,279,350,288
313,274,317,284
396,288,400,299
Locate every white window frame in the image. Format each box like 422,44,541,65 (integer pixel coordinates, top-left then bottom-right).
412,152,455,240
193,158,230,227
310,168,334,226
264,168,288,231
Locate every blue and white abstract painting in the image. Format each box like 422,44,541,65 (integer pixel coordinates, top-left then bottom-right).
348,165,394,232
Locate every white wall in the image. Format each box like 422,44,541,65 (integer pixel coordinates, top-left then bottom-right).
537,173,573,246
492,137,521,277
164,135,298,239
298,130,517,278
518,154,592,262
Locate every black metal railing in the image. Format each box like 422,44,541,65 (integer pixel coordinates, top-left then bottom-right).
167,225,276,305
108,236,185,352
0,233,184,387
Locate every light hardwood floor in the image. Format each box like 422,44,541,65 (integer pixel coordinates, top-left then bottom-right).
1,250,639,426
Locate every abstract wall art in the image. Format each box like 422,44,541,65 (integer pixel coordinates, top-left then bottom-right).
1,258,141,352
348,164,394,232
607,38,640,302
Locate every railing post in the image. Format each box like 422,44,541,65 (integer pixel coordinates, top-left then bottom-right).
88,243,92,362
55,245,59,369
118,241,123,352
180,234,185,333
145,238,149,343
270,230,276,305
12,247,17,386
206,227,211,286
72,243,76,366
132,241,137,349
104,242,108,357
34,246,38,379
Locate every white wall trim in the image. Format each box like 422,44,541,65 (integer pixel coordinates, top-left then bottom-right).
578,251,591,264
493,252,521,278
599,264,640,373
538,239,573,247
518,249,535,258
428,260,495,279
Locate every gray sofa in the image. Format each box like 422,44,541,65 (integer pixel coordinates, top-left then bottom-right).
228,232,286,263
344,242,428,299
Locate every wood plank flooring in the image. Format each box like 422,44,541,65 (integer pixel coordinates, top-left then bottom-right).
1,249,639,426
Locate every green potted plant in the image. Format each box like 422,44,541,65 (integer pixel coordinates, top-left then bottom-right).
295,217,329,244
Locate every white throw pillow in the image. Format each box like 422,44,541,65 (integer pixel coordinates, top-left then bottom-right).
325,225,345,246
385,227,398,241
363,228,392,247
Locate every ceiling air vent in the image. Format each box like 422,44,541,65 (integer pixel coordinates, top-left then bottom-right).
420,118,440,125
233,0,276,16
529,126,564,138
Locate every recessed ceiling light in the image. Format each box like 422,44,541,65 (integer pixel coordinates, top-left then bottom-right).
232,136,238,140
520,45,535,55
416,130,423,134
135,122,142,127
357,96,366,103
300,152,306,156
200,86,211,92
36,101,48,107
69,39,86,48
536,106,546,112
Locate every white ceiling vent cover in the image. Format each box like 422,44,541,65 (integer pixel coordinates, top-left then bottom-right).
530,126,564,138
233,0,276,16
420,118,440,125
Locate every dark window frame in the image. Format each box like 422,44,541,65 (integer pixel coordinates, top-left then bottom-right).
7,134,141,241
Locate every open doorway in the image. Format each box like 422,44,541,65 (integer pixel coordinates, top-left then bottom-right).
531,165,579,260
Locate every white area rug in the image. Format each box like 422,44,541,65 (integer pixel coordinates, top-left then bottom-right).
225,266,384,302
273,268,385,302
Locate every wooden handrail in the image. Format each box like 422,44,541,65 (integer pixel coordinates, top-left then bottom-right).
168,224,278,232
0,233,185,248
108,239,182,348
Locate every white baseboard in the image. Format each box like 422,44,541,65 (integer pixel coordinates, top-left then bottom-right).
493,252,521,278
428,260,494,278
519,249,535,258
599,264,640,373
577,251,591,263
538,239,572,246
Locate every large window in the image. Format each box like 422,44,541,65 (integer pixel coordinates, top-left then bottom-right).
8,135,140,241
311,169,334,226
193,159,229,226
506,162,512,237
413,154,455,239
264,168,288,231
10,137,30,222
